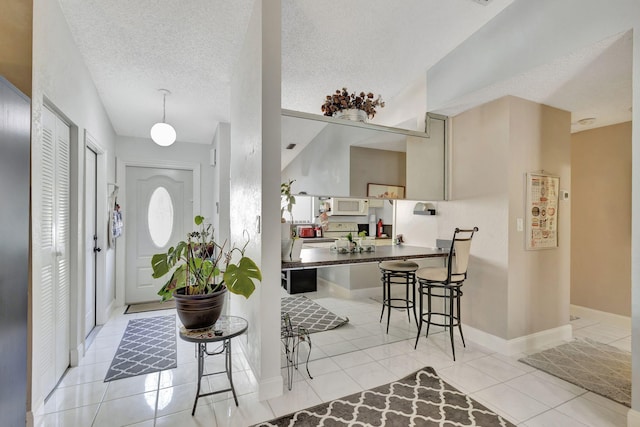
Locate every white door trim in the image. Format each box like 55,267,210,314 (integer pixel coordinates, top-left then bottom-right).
84,132,109,327
115,157,201,308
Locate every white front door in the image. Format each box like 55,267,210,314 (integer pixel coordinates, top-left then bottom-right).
125,167,193,303
85,147,97,336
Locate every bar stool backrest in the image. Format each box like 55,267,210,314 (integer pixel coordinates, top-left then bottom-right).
448,227,478,281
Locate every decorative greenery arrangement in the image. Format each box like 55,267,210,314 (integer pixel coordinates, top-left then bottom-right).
281,179,296,222
321,88,385,119
151,215,262,301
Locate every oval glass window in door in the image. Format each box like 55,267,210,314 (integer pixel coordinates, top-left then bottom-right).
148,186,174,248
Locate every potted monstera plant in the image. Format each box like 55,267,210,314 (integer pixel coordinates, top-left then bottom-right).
151,215,262,330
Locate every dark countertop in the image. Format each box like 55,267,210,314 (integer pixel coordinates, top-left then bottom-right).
282,245,447,270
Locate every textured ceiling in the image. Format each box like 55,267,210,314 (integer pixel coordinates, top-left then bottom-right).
431,30,633,133
58,0,255,144
58,0,514,144
58,0,630,144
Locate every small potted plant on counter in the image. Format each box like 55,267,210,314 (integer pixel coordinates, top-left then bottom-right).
151,215,262,330
321,87,385,122
281,179,303,261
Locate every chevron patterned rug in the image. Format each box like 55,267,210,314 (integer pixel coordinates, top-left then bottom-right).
104,315,177,382
281,296,349,334
519,338,630,407
254,367,515,427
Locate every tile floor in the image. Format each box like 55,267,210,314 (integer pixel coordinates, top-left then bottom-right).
34,292,632,427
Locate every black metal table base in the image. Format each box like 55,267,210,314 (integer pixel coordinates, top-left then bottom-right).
192,340,238,415
179,317,248,416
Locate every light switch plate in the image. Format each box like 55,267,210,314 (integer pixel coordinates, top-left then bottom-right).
517,218,523,232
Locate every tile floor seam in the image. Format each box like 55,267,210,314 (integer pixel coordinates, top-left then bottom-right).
152,370,161,426
90,400,101,427
498,379,563,411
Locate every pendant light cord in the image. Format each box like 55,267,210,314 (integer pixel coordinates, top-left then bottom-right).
162,92,167,123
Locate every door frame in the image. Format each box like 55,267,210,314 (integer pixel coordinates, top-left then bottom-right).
84,132,108,328
115,158,201,308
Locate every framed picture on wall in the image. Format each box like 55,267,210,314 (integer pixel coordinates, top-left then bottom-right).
367,183,405,199
525,172,559,250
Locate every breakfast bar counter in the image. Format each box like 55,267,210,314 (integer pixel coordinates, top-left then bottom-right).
281,245,447,270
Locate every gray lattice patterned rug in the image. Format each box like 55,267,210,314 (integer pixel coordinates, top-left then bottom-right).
519,338,631,407
104,315,177,382
281,296,349,334
254,367,515,426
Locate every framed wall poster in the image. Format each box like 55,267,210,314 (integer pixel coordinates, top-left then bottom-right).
367,183,405,199
525,172,559,250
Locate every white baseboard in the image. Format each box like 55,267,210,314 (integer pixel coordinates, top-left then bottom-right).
101,298,117,325
70,342,84,367
462,323,572,356
571,304,631,329
235,339,284,401
316,278,405,301
316,278,352,299
628,408,640,427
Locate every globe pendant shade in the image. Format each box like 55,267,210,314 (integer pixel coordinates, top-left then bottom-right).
150,122,176,146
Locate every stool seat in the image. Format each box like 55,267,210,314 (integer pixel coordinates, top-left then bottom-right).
378,261,419,333
380,260,419,272
416,267,465,283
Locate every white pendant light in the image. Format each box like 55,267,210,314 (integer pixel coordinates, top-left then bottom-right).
150,89,176,146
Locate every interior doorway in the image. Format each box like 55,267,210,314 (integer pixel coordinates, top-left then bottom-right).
85,147,98,337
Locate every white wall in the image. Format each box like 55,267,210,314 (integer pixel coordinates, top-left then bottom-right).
281,124,351,197
31,0,116,413
394,200,439,247
212,123,231,244
229,0,283,400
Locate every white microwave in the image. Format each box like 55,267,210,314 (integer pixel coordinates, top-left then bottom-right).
328,198,369,216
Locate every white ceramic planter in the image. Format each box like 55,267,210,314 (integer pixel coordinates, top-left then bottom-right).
333,109,368,123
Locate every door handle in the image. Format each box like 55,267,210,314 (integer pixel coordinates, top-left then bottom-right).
94,247,102,253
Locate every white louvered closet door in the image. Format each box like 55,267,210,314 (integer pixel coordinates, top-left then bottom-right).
40,106,71,394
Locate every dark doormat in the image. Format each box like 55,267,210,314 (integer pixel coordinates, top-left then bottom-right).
104,315,177,382
124,299,176,314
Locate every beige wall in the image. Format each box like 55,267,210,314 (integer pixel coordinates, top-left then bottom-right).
506,97,572,339
440,96,571,340
350,146,406,197
0,0,32,96
571,122,631,317
441,97,511,339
